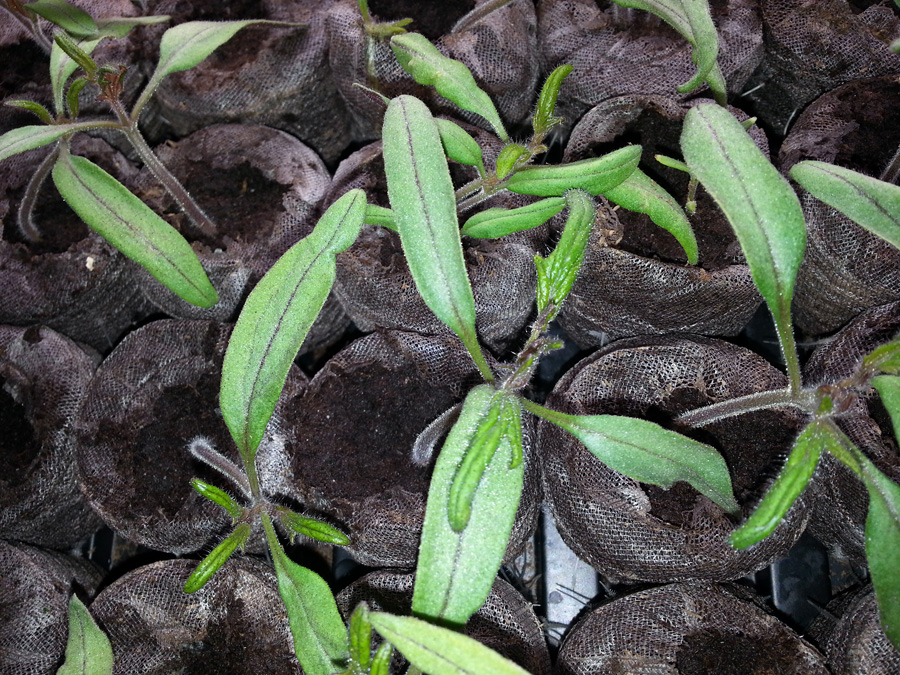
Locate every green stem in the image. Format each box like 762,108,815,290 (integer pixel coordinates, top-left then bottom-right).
821,418,862,477
776,306,804,398
462,332,495,384
675,387,809,427
242,451,262,500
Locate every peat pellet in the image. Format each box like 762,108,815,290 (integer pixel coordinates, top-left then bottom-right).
555,582,828,674
539,335,808,583
73,319,308,554
0,325,103,549
90,557,298,675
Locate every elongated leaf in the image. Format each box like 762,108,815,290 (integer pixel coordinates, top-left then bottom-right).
184,523,251,593
863,338,900,376
369,612,529,675
382,95,492,381
265,516,350,674
681,103,806,389
50,35,101,114
533,64,572,136
26,0,96,36
604,167,699,264
412,385,524,625
790,160,900,251
52,148,218,307
277,507,350,546
873,375,900,447
0,123,101,162
349,604,372,671
57,595,114,675
524,399,738,512
220,189,365,460
93,15,171,39
731,421,824,549
5,100,53,124
504,145,641,197
435,118,485,176
190,478,243,520
390,33,508,141
461,197,565,238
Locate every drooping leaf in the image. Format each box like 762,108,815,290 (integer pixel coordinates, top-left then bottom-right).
862,338,900,376
25,0,96,37
503,145,641,197
435,118,485,176
790,160,900,251
51,147,218,308
369,612,529,675
461,197,566,239
524,399,738,513
412,385,524,625
731,421,825,549
50,35,101,114
382,95,492,381
681,103,806,390
183,523,251,593
56,595,114,675
0,122,102,162
495,143,529,180
390,33,508,141
604,167,699,264
873,375,900,442
533,64,573,137
220,189,365,461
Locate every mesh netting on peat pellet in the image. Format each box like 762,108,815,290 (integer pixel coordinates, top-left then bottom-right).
779,76,900,338
89,557,299,675
335,570,551,675
138,0,352,165
0,134,152,352
0,325,103,548
325,0,540,142
73,319,308,555
277,330,541,568
325,125,552,353
557,96,763,347
536,0,763,128
0,540,104,675
555,581,828,674
802,301,900,566
539,335,808,583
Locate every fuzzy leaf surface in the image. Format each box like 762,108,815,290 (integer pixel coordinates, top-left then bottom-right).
50,35,101,114
504,145,640,197
412,385,524,625
390,33,508,140
533,64,572,136
790,161,900,251
220,189,365,460
0,123,100,162
52,149,218,307
184,523,250,593
461,197,566,238
369,612,529,675
863,339,900,376
435,118,485,176
524,400,738,512
57,595,113,675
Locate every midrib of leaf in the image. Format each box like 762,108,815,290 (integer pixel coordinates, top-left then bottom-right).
808,164,898,225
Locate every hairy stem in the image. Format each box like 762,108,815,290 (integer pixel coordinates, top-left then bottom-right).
451,0,516,33
16,144,59,243
675,387,809,427
879,143,900,185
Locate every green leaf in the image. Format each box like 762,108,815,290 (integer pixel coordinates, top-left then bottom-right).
495,143,529,180
53,32,97,78
264,515,350,674
26,0,96,37
524,399,738,513
790,160,900,251
532,64,572,137
364,203,397,231
349,604,372,670
50,35,101,114
56,595,114,675
655,153,691,173
390,33,508,141
604,167,699,264
862,338,900,376
412,385,524,625
370,643,392,675
730,421,825,549
276,507,350,546
92,15,171,39
859,455,900,651
435,118,485,176
220,189,365,460
184,523,251,593
0,124,99,162
369,612,529,675
4,100,53,124
461,197,565,239
681,103,806,391
873,375,900,441
66,77,88,119
382,95,492,382
190,478,243,521
503,145,641,197
51,147,218,307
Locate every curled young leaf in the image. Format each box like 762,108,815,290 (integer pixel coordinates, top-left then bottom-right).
533,64,573,137
276,507,350,546
183,522,252,593
57,595,114,675
504,145,641,197
5,100,53,124
390,32,508,141
51,146,219,308
461,197,566,239
435,118,485,176
50,34,101,115
53,32,97,79
495,143,529,180
190,478,243,521
66,77,88,119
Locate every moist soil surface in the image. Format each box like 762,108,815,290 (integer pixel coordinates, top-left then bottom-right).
0,378,39,489
676,627,810,674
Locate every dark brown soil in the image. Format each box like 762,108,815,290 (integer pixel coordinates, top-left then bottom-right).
0,41,50,102
0,378,39,489
676,627,806,674
831,78,900,180
368,0,476,40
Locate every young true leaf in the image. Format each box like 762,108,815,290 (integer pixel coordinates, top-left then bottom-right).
382,95,493,382
873,376,900,443
655,153,691,173
862,338,900,376
412,385,524,625
50,35,101,114
370,643,392,675
495,143,529,180
349,604,372,671
790,161,900,251
461,197,565,238
504,145,641,197
53,32,97,79
52,146,219,308
262,514,350,674
26,0,96,37
65,77,88,118
364,203,397,231
276,507,351,546
190,478,243,521
368,612,530,675
681,103,806,392
523,399,738,513
604,167,699,264
220,189,366,461
5,100,53,124
184,522,251,593
57,595,114,675
435,118,485,176
389,33,509,141
731,421,825,549
0,122,104,162
533,64,573,137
